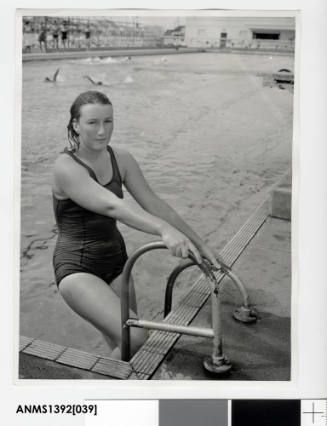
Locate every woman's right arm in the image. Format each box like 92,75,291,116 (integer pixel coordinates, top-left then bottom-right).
53,157,202,262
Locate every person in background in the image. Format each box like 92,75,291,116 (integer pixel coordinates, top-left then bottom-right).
60,21,69,50
38,26,48,53
68,24,75,49
23,20,32,53
52,20,60,50
85,25,91,50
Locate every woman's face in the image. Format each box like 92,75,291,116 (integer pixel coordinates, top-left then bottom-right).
73,103,114,151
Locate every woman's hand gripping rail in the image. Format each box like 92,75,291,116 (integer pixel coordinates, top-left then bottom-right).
192,255,231,295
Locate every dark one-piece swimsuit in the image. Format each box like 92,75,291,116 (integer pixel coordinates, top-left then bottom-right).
52,146,128,287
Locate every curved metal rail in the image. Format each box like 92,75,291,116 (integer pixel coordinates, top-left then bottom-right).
164,259,196,317
121,242,200,361
120,241,255,374
164,261,253,317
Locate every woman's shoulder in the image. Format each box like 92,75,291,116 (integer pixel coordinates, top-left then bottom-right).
53,149,80,176
53,149,93,197
54,148,71,163
52,150,76,197
110,146,136,165
110,145,129,157
110,146,139,182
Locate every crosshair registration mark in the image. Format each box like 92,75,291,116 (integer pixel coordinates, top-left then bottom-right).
301,401,326,425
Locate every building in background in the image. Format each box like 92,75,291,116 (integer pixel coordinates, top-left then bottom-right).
184,17,295,52
163,25,186,47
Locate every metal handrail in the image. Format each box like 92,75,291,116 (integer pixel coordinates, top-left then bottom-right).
164,261,250,317
120,240,255,375
120,241,207,361
164,259,196,317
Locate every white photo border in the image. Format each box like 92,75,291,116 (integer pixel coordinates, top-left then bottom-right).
4,0,327,408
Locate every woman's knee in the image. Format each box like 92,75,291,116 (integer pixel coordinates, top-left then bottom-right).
58,275,78,303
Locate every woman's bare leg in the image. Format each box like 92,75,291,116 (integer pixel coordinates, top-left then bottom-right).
110,274,138,313
98,275,138,354
58,272,147,358
107,274,148,358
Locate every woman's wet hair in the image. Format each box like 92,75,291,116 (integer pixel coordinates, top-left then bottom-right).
67,91,112,150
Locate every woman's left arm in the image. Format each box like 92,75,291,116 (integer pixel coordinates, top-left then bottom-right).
119,149,223,269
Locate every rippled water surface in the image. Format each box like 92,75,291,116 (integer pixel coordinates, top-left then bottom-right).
20,52,294,355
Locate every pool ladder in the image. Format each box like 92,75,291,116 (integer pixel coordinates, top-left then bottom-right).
120,241,257,375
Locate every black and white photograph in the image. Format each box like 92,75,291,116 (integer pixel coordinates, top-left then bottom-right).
19,10,295,381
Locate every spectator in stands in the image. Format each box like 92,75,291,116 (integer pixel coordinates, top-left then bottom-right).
68,24,75,49
60,21,69,49
38,26,48,53
23,21,32,53
75,27,83,49
52,21,60,50
85,25,91,50
23,26,39,53
46,27,53,49
23,20,31,34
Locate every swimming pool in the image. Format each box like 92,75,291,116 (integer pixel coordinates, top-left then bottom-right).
20,52,294,356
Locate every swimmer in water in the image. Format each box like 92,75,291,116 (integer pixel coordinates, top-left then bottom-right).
83,75,112,87
44,67,60,83
52,90,222,359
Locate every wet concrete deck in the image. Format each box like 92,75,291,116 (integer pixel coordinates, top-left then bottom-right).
152,215,291,380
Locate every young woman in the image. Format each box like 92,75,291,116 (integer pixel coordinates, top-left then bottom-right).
52,90,221,359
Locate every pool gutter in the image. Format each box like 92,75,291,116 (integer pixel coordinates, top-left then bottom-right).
22,47,205,62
